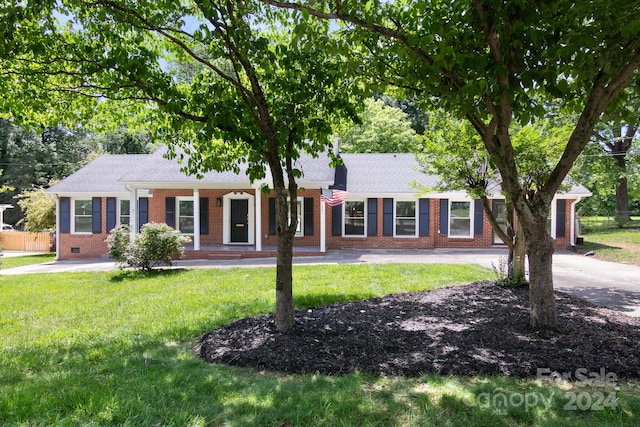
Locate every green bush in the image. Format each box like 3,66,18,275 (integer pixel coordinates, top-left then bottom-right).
105,224,131,265
106,223,191,271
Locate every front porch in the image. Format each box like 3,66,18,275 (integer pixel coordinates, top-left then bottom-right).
182,245,325,260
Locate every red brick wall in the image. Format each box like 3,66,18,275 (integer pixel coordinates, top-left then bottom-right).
260,189,322,249
149,189,233,246
56,193,577,259
57,196,110,260
325,198,575,250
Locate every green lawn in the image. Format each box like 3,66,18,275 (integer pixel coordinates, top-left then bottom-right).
580,217,640,265
1,264,639,426
0,253,55,269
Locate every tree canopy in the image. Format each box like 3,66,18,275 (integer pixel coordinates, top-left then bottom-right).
263,0,640,328
336,98,419,153
0,0,361,332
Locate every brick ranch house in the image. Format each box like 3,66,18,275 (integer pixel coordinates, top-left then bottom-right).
45,147,590,260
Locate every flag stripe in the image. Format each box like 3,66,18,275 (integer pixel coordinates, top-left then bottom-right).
321,189,347,206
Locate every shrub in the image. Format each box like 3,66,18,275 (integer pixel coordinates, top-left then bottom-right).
614,215,630,228
491,256,528,288
105,224,131,265
106,223,191,271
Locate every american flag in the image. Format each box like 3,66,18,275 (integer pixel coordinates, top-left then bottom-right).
321,189,348,206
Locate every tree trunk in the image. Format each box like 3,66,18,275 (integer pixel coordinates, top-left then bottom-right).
525,220,557,329
511,224,526,282
274,185,295,332
614,154,630,221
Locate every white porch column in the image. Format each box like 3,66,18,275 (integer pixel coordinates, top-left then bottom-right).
255,188,262,251
320,194,326,252
55,197,60,260
193,188,201,250
129,187,138,241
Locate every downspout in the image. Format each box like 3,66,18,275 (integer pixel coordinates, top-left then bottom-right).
570,197,582,247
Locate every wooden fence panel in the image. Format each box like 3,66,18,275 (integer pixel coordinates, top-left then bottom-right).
0,231,53,252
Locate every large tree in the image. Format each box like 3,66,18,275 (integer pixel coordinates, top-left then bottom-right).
591,94,640,221
264,0,640,328
0,1,359,332
336,97,419,153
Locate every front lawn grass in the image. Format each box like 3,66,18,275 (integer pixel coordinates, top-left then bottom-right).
0,253,56,269
580,217,640,265
1,264,639,426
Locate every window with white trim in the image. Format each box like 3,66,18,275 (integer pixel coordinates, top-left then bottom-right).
449,200,472,238
289,198,304,237
73,199,92,233
546,202,556,238
120,200,130,225
395,200,416,236
344,201,365,236
177,197,194,235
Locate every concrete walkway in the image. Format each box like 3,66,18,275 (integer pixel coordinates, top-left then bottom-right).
2,248,639,316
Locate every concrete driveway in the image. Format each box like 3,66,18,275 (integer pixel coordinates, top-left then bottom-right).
2,248,639,316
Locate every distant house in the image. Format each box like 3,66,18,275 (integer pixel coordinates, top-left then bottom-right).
45,147,590,260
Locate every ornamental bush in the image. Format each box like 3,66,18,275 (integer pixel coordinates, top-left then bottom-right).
105,224,131,265
106,223,190,271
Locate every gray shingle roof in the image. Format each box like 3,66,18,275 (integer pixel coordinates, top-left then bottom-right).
47,147,336,194
120,147,335,185
46,148,591,197
340,153,439,194
46,154,151,194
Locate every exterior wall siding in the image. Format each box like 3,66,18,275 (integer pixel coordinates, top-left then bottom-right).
261,189,322,249
56,194,578,259
58,196,110,260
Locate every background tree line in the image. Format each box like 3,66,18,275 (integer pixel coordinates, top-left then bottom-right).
0,120,157,229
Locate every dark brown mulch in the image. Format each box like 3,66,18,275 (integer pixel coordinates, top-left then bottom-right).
197,281,640,378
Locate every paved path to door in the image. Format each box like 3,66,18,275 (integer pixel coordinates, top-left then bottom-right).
2,248,639,316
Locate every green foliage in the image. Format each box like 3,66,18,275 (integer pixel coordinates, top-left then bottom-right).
90,126,158,154
615,215,631,228
0,253,55,269
1,265,639,426
336,98,420,153
418,111,491,198
0,119,97,225
491,257,529,289
14,187,55,232
105,224,132,266
581,219,640,265
106,223,190,271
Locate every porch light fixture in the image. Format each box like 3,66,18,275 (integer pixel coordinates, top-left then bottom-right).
216,197,222,207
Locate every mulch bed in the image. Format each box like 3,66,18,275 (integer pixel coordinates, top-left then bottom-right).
197,281,640,378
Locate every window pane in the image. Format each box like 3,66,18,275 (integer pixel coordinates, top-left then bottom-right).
75,217,92,233
396,218,416,235
120,200,130,215
296,200,303,236
395,201,416,235
450,219,471,237
179,217,194,234
178,199,194,234
345,201,364,218
449,201,471,237
450,201,470,219
345,201,365,236
120,200,130,225
179,200,194,216
74,199,92,233
345,218,365,235
75,200,92,215
396,201,415,217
